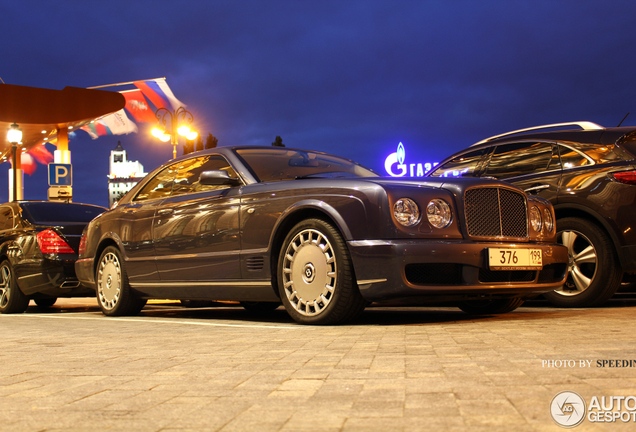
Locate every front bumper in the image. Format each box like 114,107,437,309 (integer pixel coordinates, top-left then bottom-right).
347,239,569,302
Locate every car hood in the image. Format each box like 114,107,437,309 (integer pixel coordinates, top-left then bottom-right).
357,176,520,192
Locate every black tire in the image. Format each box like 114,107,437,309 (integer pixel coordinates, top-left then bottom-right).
95,246,146,316
544,217,622,307
0,260,29,314
458,297,524,315
34,297,57,308
240,301,281,312
277,218,366,325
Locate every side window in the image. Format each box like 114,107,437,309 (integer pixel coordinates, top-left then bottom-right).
559,143,620,168
429,148,487,178
171,155,240,196
558,145,592,169
485,142,555,179
134,163,180,202
0,206,14,231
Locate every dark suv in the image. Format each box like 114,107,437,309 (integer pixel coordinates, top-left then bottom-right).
429,121,636,307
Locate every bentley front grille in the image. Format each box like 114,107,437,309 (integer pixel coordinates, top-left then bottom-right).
464,187,528,239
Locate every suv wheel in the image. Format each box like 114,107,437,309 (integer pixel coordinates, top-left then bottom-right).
545,217,622,307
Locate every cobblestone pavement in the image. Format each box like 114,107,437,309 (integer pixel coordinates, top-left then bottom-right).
2,294,636,432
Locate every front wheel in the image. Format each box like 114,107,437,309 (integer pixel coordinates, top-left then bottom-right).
0,260,29,314
458,297,524,315
277,219,366,325
544,217,622,307
96,246,146,316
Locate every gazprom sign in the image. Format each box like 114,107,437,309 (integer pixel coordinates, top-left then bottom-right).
384,142,438,177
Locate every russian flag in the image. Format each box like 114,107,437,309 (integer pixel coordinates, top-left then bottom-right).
134,79,184,110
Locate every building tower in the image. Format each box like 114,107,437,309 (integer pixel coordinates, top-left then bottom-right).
107,141,148,207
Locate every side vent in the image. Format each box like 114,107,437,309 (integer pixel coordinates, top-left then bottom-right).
246,256,264,271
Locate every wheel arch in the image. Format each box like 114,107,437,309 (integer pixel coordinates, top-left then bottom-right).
268,202,353,290
92,234,124,278
554,204,623,267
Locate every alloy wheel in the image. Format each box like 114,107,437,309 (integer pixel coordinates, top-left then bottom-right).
97,252,122,310
0,264,11,309
556,229,598,295
281,228,337,316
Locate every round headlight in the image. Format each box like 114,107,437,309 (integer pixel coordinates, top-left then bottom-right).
530,206,543,233
393,198,421,226
543,208,554,233
426,199,452,228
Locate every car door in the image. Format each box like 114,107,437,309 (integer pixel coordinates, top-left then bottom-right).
152,154,243,284
483,141,561,203
115,162,180,282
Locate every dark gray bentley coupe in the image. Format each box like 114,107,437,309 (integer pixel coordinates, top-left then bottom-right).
76,146,569,324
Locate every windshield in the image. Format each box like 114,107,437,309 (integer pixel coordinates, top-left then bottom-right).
21,202,106,224
234,148,379,182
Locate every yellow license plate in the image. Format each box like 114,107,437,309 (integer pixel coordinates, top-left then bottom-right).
488,248,543,270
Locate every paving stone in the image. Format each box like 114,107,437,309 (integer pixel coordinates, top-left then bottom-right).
2,298,636,430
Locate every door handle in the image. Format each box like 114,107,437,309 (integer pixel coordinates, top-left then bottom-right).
157,209,174,215
524,184,550,193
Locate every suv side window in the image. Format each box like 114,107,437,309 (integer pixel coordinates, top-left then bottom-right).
558,144,592,168
134,162,180,202
171,155,240,196
485,142,556,179
559,143,620,167
429,148,487,177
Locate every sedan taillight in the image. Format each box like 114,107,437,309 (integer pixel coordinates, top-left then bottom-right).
36,229,75,254
611,170,636,185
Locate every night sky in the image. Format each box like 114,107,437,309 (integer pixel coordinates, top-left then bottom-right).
2,0,636,208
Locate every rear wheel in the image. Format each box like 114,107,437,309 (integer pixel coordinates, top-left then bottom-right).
278,219,366,325
96,246,146,316
34,297,57,308
0,260,29,314
458,297,524,315
544,217,622,307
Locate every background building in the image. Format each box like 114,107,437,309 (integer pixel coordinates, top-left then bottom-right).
107,141,147,207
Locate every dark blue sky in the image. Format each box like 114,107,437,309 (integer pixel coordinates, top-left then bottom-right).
2,0,636,207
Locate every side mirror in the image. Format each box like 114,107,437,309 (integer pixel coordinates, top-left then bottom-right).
199,170,241,186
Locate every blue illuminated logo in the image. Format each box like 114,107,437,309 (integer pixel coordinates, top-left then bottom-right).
384,142,437,177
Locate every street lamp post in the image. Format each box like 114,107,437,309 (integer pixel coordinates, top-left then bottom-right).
152,107,198,159
7,123,22,202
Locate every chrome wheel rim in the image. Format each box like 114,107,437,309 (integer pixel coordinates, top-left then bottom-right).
556,230,597,296
0,264,11,308
282,228,336,316
97,252,122,310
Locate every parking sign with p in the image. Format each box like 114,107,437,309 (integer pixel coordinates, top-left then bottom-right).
48,163,72,186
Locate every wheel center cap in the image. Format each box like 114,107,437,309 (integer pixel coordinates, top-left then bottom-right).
106,275,112,289
302,263,316,283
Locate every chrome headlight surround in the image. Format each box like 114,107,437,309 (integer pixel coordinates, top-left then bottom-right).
542,208,554,233
393,198,421,227
426,199,452,229
529,206,543,233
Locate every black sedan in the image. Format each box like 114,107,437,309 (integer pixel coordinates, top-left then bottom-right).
0,201,106,313
76,146,568,324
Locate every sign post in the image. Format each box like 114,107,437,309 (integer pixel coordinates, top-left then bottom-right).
48,163,73,201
